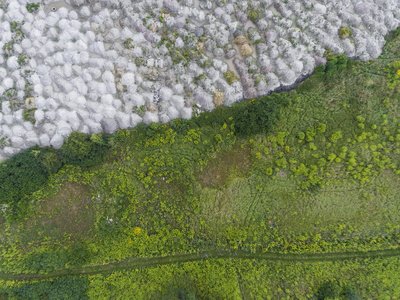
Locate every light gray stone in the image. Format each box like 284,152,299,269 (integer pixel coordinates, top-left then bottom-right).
167,106,180,120
42,123,57,138
115,112,131,129
101,117,118,134
10,136,24,148
143,111,159,125
50,134,64,149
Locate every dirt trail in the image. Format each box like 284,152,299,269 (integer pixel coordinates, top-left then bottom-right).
2,247,400,281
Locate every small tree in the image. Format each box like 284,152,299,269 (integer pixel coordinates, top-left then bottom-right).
61,131,108,167
0,148,48,211
248,9,263,23
342,286,361,300
316,281,340,300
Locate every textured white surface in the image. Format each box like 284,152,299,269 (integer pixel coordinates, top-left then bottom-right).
0,0,400,160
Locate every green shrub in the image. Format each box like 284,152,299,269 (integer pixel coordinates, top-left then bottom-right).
191,93,288,138
316,281,341,300
327,153,337,162
0,276,89,300
297,132,305,140
342,286,361,300
316,123,327,133
233,94,287,137
22,250,70,271
35,147,63,175
0,148,48,213
224,70,239,85
23,108,37,124
275,157,288,168
123,38,134,49
61,132,109,167
26,2,40,12
160,287,196,300
248,9,263,23
322,55,349,77
318,158,327,167
338,26,353,39
21,244,91,271
383,61,400,90
330,131,343,143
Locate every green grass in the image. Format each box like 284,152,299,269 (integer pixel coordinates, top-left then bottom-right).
20,182,97,248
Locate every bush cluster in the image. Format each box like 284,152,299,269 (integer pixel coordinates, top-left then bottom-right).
338,26,353,39
0,147,49,216
0,276,89,300
0,132,110,219
316,281,361,300
315,54,349,78
191,93,289,138
61,132,109,167
248,9,263,23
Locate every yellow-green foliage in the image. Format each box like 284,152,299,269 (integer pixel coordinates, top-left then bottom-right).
383,60,400,89
338,26,353,39
224,70,239,85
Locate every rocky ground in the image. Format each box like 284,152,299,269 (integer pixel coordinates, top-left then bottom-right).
0,0,399,160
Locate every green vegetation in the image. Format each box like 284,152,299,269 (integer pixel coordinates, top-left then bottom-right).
338,25,353,39
383,60,400,90
247,9,263,23
61,131,109,167
0,276,89,299
224,70,239,85
122,38,134,49
1,20,400,299
22,107,37,124
0,147,49,218
26,2,40,13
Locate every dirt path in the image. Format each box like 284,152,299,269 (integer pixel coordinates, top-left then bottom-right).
1,247,400,281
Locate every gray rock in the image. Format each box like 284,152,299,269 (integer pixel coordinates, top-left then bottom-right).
159,113,170,124
173,83,184,95
313,56,327,66
101,117,118,134
170,95,185,112
10,136,24,148
193,87,215,111
354,2,372,15
50,134,64,149
244,87,258,99
3,147,15,157
57,120,72,137
233,29,244,38
102,71,117,94
225,49,237,59
11,125,25,137
130,113,142,127
42,123,57,138
265,72,280,91
180,107,192,119
25,131,39,147
79,6,91,18
90,2,103,13
366,38,381,59
86,119,103,134
143,111,159,125
167,106,180,120
159,87,173,101
39,133,51,147
195,27,204,37
115,112,131,129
